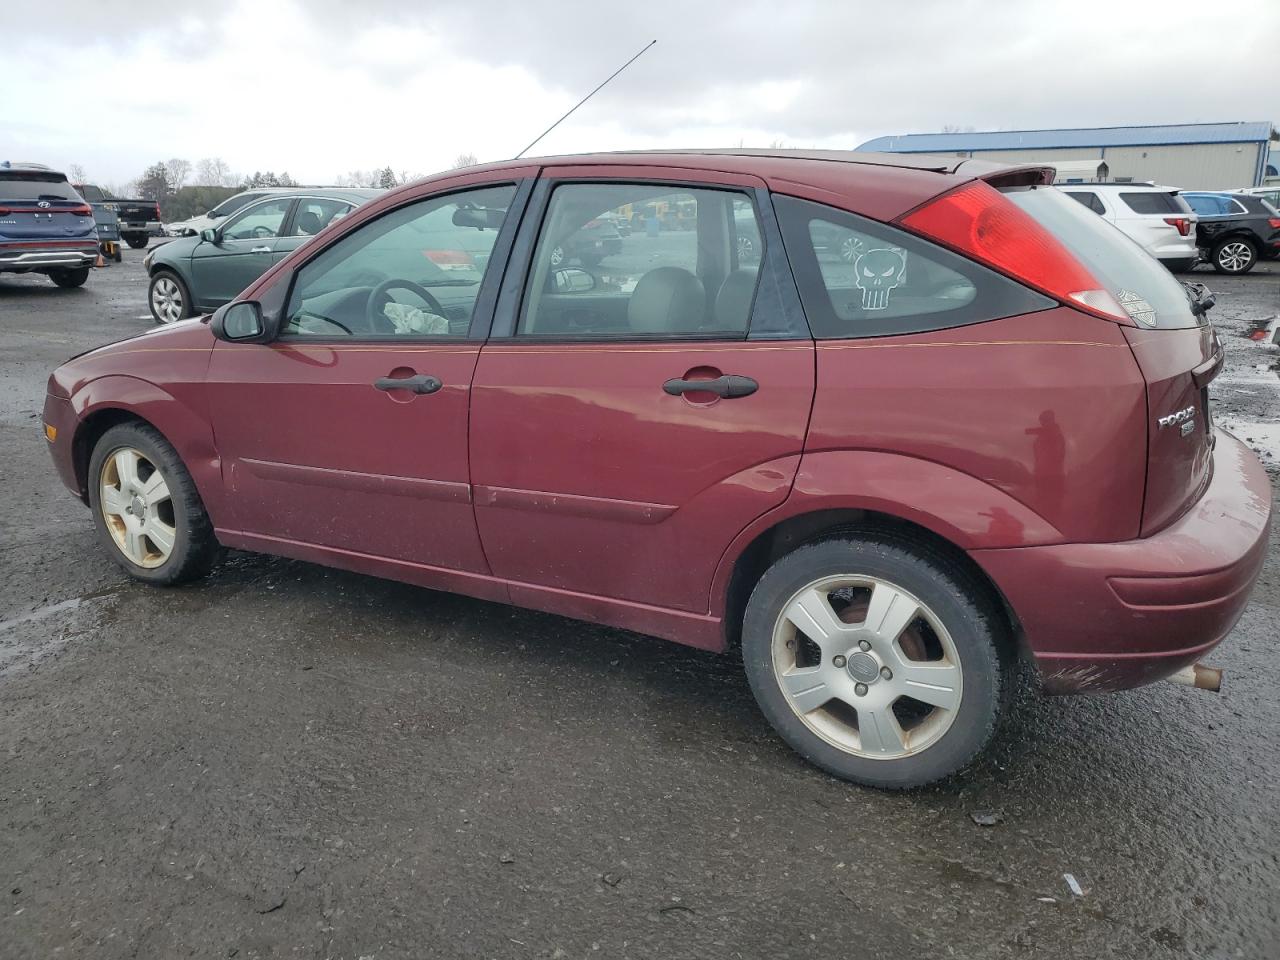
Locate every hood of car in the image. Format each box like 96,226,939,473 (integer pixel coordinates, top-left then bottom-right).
52,317,214,397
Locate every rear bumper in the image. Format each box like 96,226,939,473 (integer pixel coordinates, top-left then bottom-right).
973,429,1271,693
0,242,98,271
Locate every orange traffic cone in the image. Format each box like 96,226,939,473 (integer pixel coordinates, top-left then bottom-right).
95,253,105,267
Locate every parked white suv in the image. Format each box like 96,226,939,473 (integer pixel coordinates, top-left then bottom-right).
1056,183,1198,272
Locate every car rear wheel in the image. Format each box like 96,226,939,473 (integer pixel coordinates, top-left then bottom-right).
741,535,1008,788
49,267,90,289
1211,237,1257,275
149,270,192,324
125,234,149,250
87,422,219,585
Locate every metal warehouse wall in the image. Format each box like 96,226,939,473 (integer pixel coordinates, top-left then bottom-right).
960,143,1263,190
1100,143,1260,190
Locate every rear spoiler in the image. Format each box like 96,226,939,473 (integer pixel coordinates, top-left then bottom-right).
952,157,1056,189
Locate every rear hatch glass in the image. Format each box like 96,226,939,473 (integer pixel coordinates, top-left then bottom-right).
0,172,95,242
1005,184,1215,534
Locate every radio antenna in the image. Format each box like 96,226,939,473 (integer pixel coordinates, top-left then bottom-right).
513,40,657,159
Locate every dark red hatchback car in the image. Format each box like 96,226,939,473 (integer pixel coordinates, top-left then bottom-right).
44,151,1271,788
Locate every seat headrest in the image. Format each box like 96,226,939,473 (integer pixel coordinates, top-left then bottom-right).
627,266,705,335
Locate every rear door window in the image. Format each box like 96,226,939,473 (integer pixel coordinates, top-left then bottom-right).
1119,191,1180,215
774,195,1052,339
1066,191,1106,215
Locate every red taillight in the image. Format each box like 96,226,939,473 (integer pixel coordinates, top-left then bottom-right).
70,203,92,217
898,180,1127,322
0,207,9,216
1268,218,1280,229
1163,217,1191,237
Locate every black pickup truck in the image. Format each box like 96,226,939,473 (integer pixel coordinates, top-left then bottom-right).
75,184,162,249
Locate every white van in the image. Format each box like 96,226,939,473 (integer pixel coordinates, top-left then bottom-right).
1056,183,1198,272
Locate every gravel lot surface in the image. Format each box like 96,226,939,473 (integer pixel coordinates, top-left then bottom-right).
2,246,1277,959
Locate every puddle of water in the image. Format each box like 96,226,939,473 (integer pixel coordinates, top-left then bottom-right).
0,593,115,679
1215,416,1280,464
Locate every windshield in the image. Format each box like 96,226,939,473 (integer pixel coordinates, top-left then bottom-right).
1004,185,1200,329
0,173,80,201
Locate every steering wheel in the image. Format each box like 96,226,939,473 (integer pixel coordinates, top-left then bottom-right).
366,278,447,330
252,225,275,239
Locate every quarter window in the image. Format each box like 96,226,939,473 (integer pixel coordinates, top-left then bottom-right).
282,184,516,338
222,198,292,241
1119,191,1180,215
775,195,1052,338
518,182,763,339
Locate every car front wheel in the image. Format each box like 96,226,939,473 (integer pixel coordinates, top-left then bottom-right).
741,535,1009,789
87,422,219,585
1212,237,1257,275
149,270,192,324
124,234,149,249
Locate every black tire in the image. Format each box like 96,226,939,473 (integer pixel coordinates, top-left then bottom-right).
148,269,193,324
113,245,123,263
87,422,220,585
741,535,1010,789
49,267,90,288
124,234,149,249
1210,236,1257,275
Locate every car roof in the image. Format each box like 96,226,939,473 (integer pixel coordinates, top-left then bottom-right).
1057,182,1174,191
234,186,383,201
399,149,1056,223
1,161,67,177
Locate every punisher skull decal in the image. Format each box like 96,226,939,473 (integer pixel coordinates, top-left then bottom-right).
853,247,908,310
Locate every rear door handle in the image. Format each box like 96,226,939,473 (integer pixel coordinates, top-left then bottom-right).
374,374,442,395
250,245,272,254
663,375,758,399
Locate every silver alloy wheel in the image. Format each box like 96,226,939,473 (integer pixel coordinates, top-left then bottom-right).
840,236,863,263
549,245,565,267
771,575,962,760
1217,241,1253,272
99,447,177,569
738,235,755,259
150,275,184,323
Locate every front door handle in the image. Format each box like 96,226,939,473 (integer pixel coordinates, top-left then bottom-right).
374,374,442,395
663,374,758,399
250,245,272,254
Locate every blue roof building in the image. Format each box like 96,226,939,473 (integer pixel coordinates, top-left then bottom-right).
857,122,1274,189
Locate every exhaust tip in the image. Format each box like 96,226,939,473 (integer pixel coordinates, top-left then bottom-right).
1168,662,1223,693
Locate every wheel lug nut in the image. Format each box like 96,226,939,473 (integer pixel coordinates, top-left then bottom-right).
854,682,868,696
833,655,847,668
858,640,872,652
880,667,893,680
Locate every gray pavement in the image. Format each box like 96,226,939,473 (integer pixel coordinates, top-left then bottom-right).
1,244,1277,959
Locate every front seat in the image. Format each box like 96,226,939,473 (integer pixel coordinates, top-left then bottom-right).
627,266,705,335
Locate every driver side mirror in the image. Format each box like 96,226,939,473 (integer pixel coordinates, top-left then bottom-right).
551,267,596,293
211,300,277,343
200,227,221,244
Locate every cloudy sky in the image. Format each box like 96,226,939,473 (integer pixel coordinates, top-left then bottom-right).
3,0,1277,188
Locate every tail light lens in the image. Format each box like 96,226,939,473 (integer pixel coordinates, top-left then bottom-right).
0,207,10,216
898,180,1127,322
1163,216,1192,237
1268,218,1280,229
70,204,92,217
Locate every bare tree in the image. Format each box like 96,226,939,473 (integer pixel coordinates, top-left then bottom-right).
165,158,192,192
452,152,479,169
939,124,977,134
67,163,87,184
194,157,233,186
